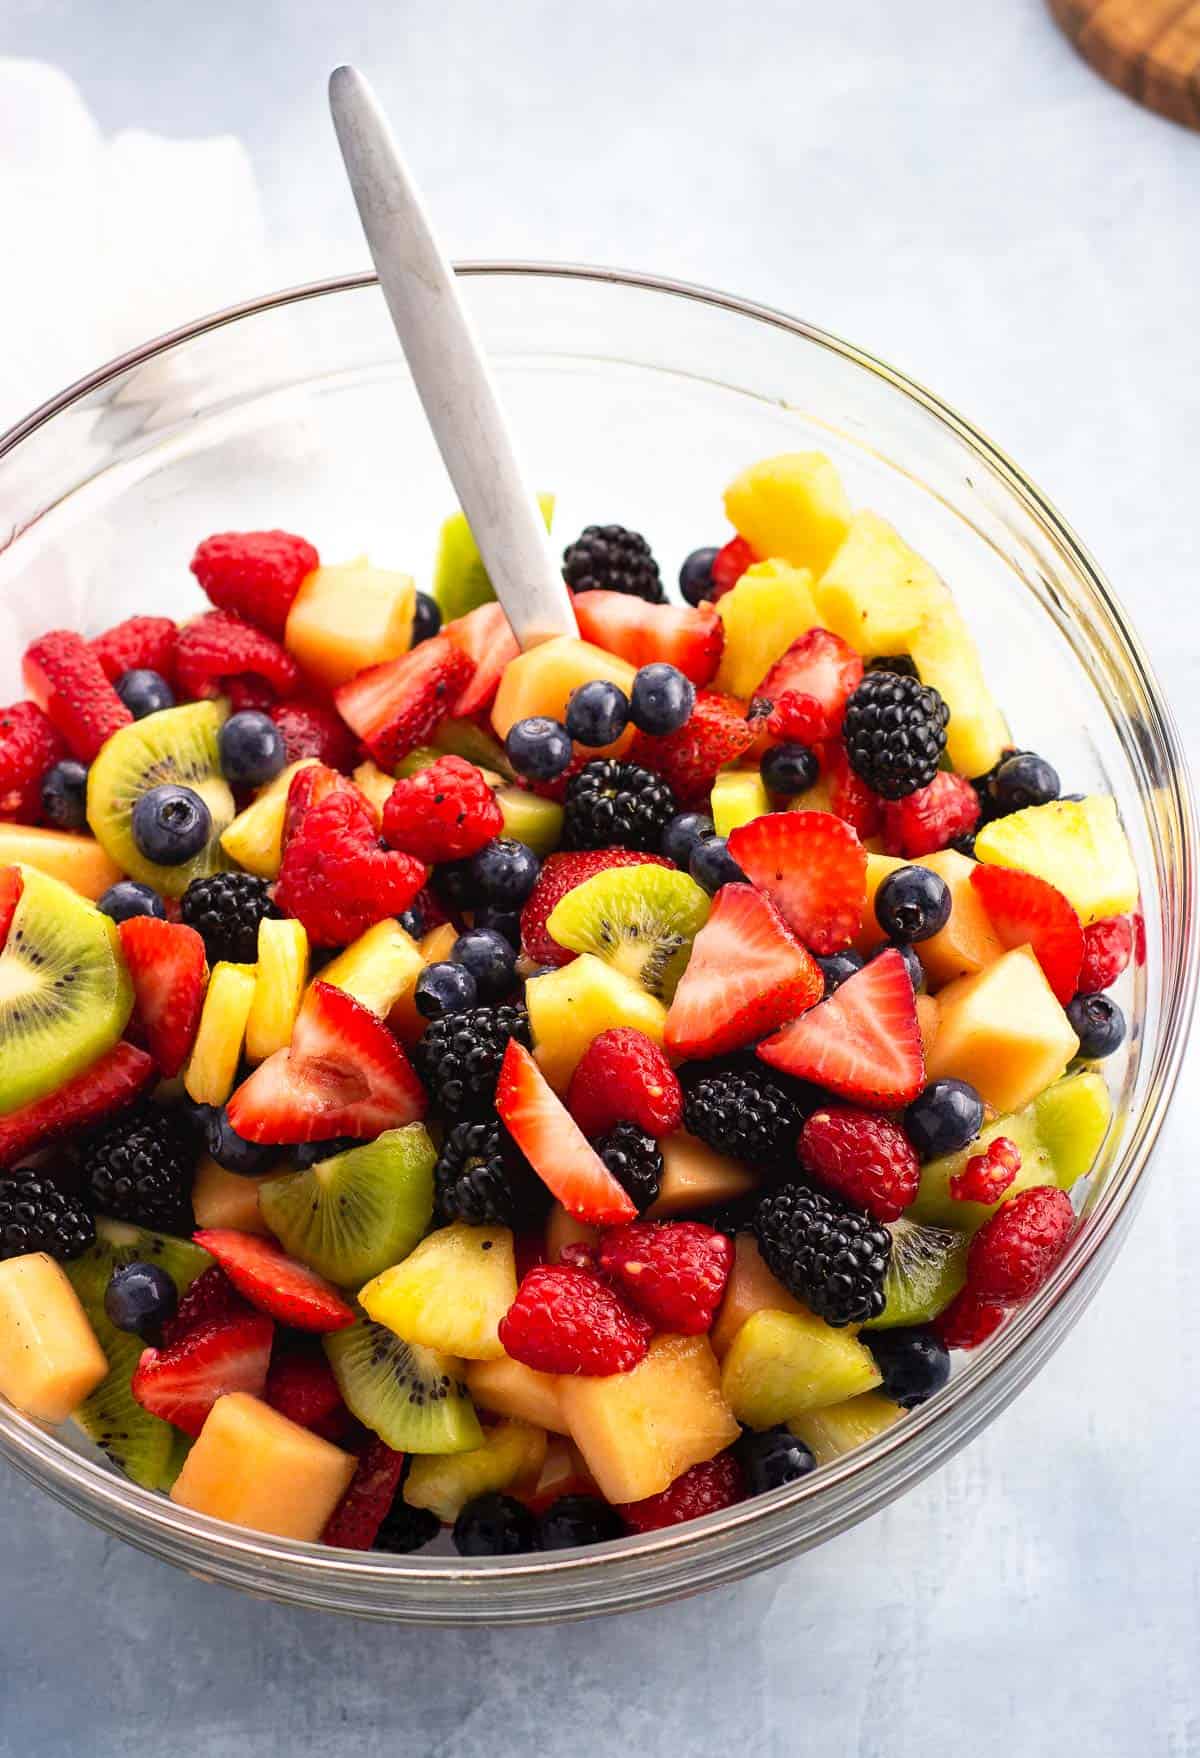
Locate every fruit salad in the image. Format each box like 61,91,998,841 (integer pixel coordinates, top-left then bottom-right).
0,456,1139,1558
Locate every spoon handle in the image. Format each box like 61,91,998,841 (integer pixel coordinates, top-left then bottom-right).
329,65,577,651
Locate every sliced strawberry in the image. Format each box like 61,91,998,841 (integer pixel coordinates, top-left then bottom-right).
757,947,925,1107
334,635,474,767
823,741,885,840
751,629,863,737
132,1311,275,1437
322,1437,406,1549
23,630,133,762
727,810,867,955
193,1229,356,1333
443,602,520,718
969,865,1083,1005
520,848,672,967
265,1343,349,1439
710,536,756,600
665,883,822,1058
572,590,723,686
496,1040,638,1225
0,866,21,948
882,771,980,858
0,700,67,823
0,1042,156,1169
90,615,178,688
630,692,756,807
269,700,358,772
117,917,207,1078
226,981,426,1143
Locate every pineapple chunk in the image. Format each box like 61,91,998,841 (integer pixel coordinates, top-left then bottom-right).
526,955,667,1092
192,1157,278,1235
711,770,771,837
545,1202,599,1263
0,824,122,901
245,917,309,1062
713,560,824,698
815,511,945,655
170,1392,355,1540
908,603,1008,778
723,452,852,575
492,636,637,746
319,918,423,1018
219,758,319,880
285,558,416,691
926,945,1079,1113
647,1131,759,1222
352,760,398,816
528,1436,597,1506
404,1420,547,1522
720,1308,881,1427
183,961,257,1106
387,922,459,1047
710,1234,804,1359
975,795,1138,926
0,1253,108,1423
466,1355,568,1434
359,1222,516,1361
789,1391,904,1463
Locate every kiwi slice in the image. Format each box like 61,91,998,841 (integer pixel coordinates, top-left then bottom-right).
323,1316,482,1454
434,492,554,620
864,1217,968,1331
259,1124,436,1287
0,866,133,1113
496,787,563,856
87,700,235,897
545,866,711,1001
431,718,515,779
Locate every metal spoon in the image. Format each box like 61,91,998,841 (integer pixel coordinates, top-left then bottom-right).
329,64,577,650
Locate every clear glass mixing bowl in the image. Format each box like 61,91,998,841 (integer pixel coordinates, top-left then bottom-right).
0,266,1194,1623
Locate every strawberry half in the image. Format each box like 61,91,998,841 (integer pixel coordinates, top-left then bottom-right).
969,864,1083,1005
0,1042,156,1169
882,770,980,858
266,1344,349,1441
520,848,672,967
269,700,358,772
496,1040,638,1225
710,536,756,600
160,1265,251,1348
226,981,427,1143
0,866,21,948
322,1437,406,1549
334,635,474,767
572,590,723,686
727,810,867,955
23,630,133,762
132,1311,275,1437
665,883,822,1058
757,947,925,1107
751,628,863,737
443,602,521,718
117,917,208,1078
193,1229,356,1333
630,692,756,807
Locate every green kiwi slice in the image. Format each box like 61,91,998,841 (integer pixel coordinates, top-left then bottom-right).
324,1317,482,1454
0,867,133,1113
863,1217,969,1331
545,865,712,1001
434,492,554,620
86,700,235,897
259,1124,436,1288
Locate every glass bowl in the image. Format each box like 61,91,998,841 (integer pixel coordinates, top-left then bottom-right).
0,266,1194,1624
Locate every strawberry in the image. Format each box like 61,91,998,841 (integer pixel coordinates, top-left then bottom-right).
969,864,1083,1005
22,631,132,762
190,529,319,638
131,1311,275,1437
566,1028,683,1139
193,1229,356,1333
619,1452,745,1532
265,1344,349,1439
597,1220,733,1334
751,628,863,737
0,701,67,823
498,1264,650,1375
571,590,723,686
269,700,357,772
117,917,207,1078
496,1040,638,1225
757,947,925,1107
322,1436,406,1549
381,755,503,863
932,1286,1006,1351
0,867,22,946
823,741,885,840
881,770,980,858
1078,915,1134,993
226,980,426,1143
276,788,427,945
798,1106,920,1222
664,882,822,1059
159,1266,250,1348
334,636,474,767
709,536,756,600
90,615,177,688
520,848,671,967
727,810,867,955
630,691,756,807
443,602,520,718
174,611,299,703
0,1042,156,1169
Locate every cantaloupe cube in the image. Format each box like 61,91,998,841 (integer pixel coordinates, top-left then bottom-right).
545,1202,599,1263
466,1355,568,1434
710,1233,804,1359
527,1436,597,1507
853,852,903,953
319,918,422,1018
926,945,1079,1113
815,511,945,656
723,452,852,575
191,1157,278,1236
712,560,823,698
526,955,667,1092
915,992,940,1061
170,1392,355,1540
284,558,415,691
0,824,121,901
219,758,320,880
0,1253,108,1423
491,636,637,747
647,1132,759,1222
916,849,1006,988
559,1334,739,1505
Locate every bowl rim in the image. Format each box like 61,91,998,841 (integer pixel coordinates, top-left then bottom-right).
0,261,1196,1619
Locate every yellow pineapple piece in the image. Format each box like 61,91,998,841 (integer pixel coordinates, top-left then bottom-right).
245,917,308,1062
403,1419,547,1522
352,760,397,817
360,1222,516,1361
170,1392,355,1540
975,795,1138,926
191,1157,278,1235
815,511,945,655
712,559,824,698
466,1355,568,1434
219,758,320,880
526,955,667,1092
387,921,459,1046
720,1308,881,1427
724,452,852,575
319,918,422,1018
284,557,416,692
545,1202,599,1263
647,1131,759,1221
0,824,122,901
789,1391,904,1463
0,1253,108,1423
909,603,1008,777
183,961,257,1106
711,769,771,837
491,636,637,745
926,945,1079,1113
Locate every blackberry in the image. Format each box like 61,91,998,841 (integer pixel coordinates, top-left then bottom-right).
415,1001,531,1118
753,1181,891,1326
0,1168,94,1263
683,1068,802,1169
434,1118,550,1228
82,1106,195,1231
563,760,677,853
841,671,949,800
692,1192,762,1238
562,524,664,603
374,1499,440,1555
181,872,279,964
594,1123,662,1212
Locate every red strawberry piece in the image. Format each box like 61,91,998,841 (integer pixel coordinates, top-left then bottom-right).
665,882,822,1059
265,1343,349,1438
950,1136,1021,1206
498,1264,650,1375
630,692,756,808
91,615,177,688
0,1042,156,1169
571,590,723,686
752,628,863,738
226,980,426,1144
882,770,980,859
969,864,1083,1005
566,1027,683,1139
496,1040,638,1225
0,867,22,946
798,1105,920,1223
191,530,319,639
0,701,67,823
193,1229,356,1333
758,947,924,1108
132,1311,275,1437
159,1265,250,1348
823,741,885,840
224,675,279,713
1133,909,1146,966
333,635,474,768
932,1286,1006,1351
117,917,207,1078
597,1220,733,1334
276,789,427,946
709,536,756,600
270,700,358,772
22,631,132,763
619,1451,745,1532
520,848,671,968
443,602,520,718
381,754,504,863
727,810,867,955
965,1185,1075,1305
175,610,299,703
1078,915,1134,993
322,1436,406,1549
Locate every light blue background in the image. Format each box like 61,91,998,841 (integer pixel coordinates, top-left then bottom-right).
2,3,1197,1753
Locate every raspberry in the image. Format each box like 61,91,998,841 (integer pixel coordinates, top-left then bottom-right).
566,1027,683,1139
950,1136,1021,1205
882,770,981,857
1078,915,1134,993
709,536,756,601
630,692,756,807
22,631,132,762
619,1452,745,1532
381,755,504,863
270,700,357,772
276,788,427,946
497,1264,651,1375
932,1286,1007,1351
520,848,671,967
190,530,319,638
0,700,66,823
174,611,299,703
762,690,827,744
91,615,177,687
597,1221,733,1335
798,1106,920,1224
966,1185,1075,1305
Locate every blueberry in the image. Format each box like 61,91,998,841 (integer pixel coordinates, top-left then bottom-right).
905,1078,985,1161
815,949,864,995
662,811,715,869
678,546,719,607
473,908,522,948
689,833,747,894
760,742,820,797
504,716,573,782
875,865,952,943
538,1494,624,1549
451,927,516,1001
866,1328,951,1409
435,857,479,911
115,668,175,719
950,832,977,858
1067,992,1127,1059
629,663,695,735
104,1261,178,1339
565,680,630,748
40,758,89,831
470,837,540,908
203,1106,276,1175
870,938,926,993
415,960,478,1019
991,751,1060,813
131,784,211,865
218,710,286,787
410,591,442,646
292,1136,359,1171
737,1426,817,1494
97,879,166,923
452,1492,540,1556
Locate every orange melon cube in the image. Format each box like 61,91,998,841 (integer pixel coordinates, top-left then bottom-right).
284,559,415,691
647,1131,759,1219
191,1157,279,1236
545,1202,599,1263
170,1392,355,1540
853,852,903,953
0,1253,108,1424
915,992,940,1062
491,637,636,749
0,824,121,901
916,849,1006,989
710,1233,804,1360
466,1355,568,1434
926,945,1079,1114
